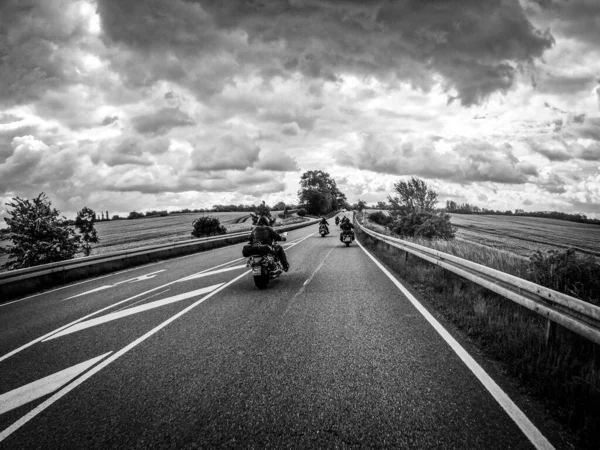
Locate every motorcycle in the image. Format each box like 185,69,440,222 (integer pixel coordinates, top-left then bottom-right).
341,230,354,247
335,216,340,226
244,233,288,289
319,223,329,237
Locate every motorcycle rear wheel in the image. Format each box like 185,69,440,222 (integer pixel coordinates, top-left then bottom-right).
345,242,350,247
254,274,269,289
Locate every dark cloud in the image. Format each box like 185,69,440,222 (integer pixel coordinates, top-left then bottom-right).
527,0,600,47
94,0,554,106
0,0,93,107
102,115,119,126
337,134,537,184
131,107,195,135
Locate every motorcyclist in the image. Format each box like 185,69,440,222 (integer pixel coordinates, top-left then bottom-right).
249,215,290,271
319,217,330,235
340,216,354,242
335,216,340,226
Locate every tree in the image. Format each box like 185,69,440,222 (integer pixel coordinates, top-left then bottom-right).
356,199,367,212
388,177,438,217
75,207,99,256
0,193,81,270
191,216,227,237
127,211,144,219
298,170,346,215
273,201,286,211
387,178,455,240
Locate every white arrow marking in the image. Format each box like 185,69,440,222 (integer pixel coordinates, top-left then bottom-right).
45,284,224,341
0,352,112,416
177,264,246,282
63,270,166,300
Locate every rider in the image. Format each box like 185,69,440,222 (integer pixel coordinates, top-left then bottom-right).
249,215,290,271
339,216,354,241
335,216,340,226
319,216,330,234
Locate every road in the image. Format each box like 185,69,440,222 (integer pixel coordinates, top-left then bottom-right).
0,215,558,449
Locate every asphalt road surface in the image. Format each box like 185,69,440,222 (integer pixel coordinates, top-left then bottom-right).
0,215,559,449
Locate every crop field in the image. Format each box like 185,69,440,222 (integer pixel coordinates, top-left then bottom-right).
449,214,600,258
0,211,299,269
364,210,600,259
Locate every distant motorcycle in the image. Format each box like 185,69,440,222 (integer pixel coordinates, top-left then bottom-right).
319,223,329,237
244,233,288,289
335,216,340,226
341,230,354,247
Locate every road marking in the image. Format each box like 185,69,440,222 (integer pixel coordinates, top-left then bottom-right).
63,270,166,300
0,353,111,416
45,284,224,341
0,270,251,443
176,265,246,282
0,233,314,363
114,289,170,313
356,239,555,450
0,263,165,308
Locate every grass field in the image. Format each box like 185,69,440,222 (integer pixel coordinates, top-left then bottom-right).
364,210,600,259
0,211,300,269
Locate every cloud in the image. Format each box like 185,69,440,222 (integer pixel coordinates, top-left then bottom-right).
93,135,170,167
337,134,537,184
102,115,118,126
281,122,301,136
93,0,554,106
191,135,261,171
254,149,299,171
0,125,38,163
131,107,195,135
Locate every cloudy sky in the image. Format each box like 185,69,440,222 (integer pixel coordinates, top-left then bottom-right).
1,0,599,219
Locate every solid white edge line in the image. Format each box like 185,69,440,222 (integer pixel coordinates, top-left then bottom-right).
355,239,555,450
0,270,251,443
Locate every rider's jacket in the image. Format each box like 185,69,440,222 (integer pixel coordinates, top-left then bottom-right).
319,218,329,225
250,225,283,245
340,221,354,231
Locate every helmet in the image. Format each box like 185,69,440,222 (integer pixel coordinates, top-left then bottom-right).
257,215,269,226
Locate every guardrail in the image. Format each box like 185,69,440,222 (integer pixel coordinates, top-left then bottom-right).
354,216,600,346
0,218,320,302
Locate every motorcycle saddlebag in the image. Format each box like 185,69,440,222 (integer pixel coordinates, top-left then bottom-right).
242,243,272,257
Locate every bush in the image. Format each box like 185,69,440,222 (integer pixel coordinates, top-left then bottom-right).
368,211,392,226
297,208,307,217
0,193,81,270
390,211,456,240
191,216,227,238
528,248,600,305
